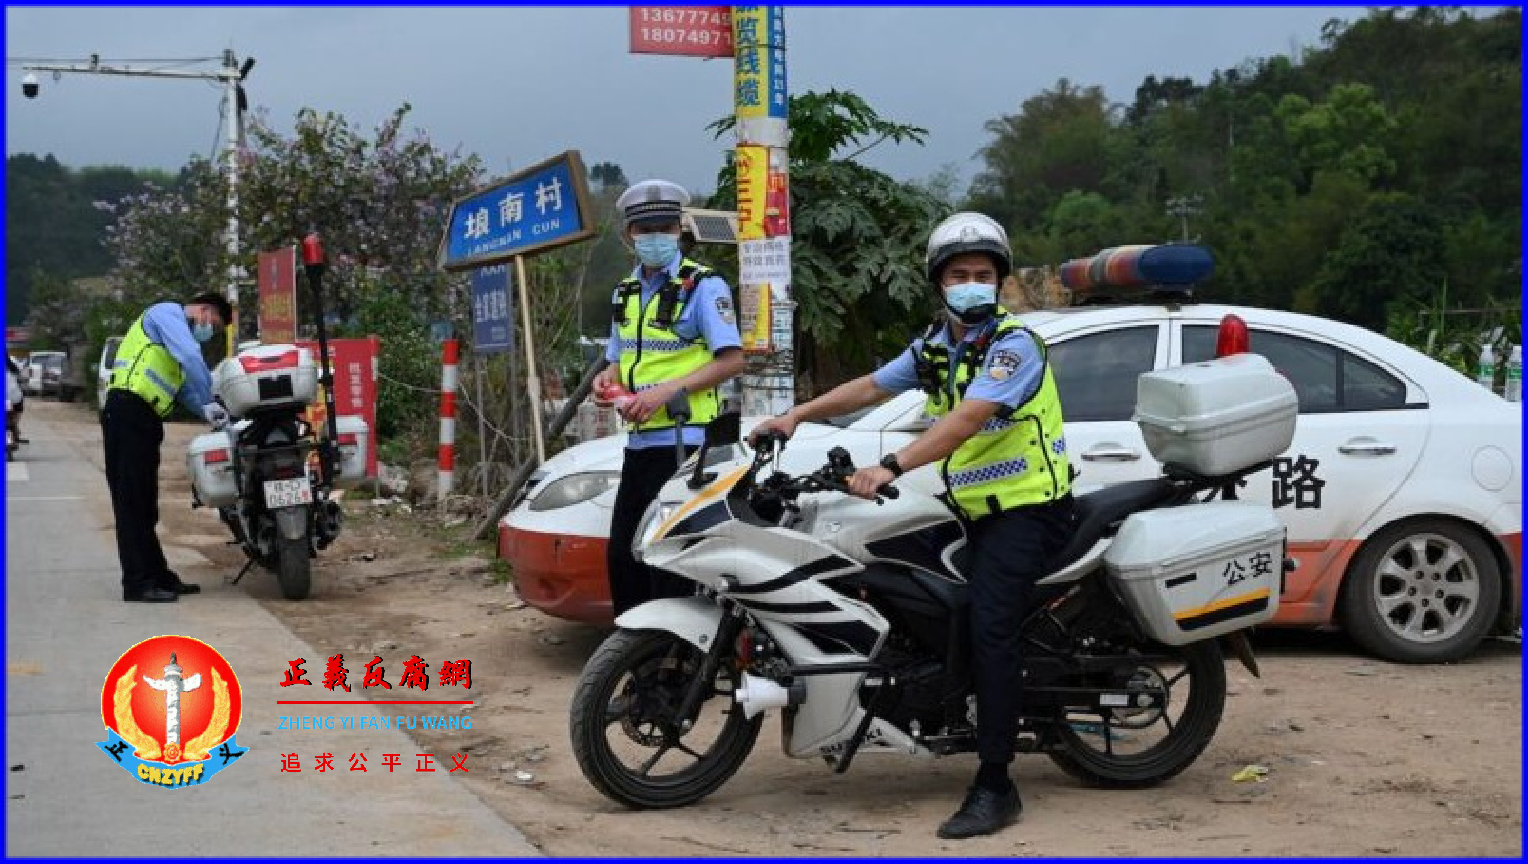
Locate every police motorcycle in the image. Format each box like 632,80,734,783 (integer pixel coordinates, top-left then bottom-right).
571,351,1300,810
185,235,366,600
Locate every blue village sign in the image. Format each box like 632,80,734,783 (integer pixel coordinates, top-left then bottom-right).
470,264,515,355
438,150,596,272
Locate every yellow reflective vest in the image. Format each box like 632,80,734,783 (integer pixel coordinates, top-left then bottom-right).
917,314,1072,520
110,312,185,417
612,259,722,432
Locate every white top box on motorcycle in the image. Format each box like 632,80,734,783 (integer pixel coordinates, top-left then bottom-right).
1104,500,1285,645
1132,352,1297,477
214,344,319,417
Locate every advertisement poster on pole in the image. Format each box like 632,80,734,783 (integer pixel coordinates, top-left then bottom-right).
299,336,380,479
256,247,298,344
732,6,787,121
628,6,733,57
469,264,515,355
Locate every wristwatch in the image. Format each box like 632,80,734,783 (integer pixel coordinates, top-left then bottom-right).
879,453,904,477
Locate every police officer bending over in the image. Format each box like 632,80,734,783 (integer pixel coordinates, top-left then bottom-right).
594,179,745,617
104,292,233,603
751,212,1075,839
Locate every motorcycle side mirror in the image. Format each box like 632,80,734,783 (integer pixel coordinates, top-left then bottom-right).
705,411,741,447
688,411,741,490
664,389,693,424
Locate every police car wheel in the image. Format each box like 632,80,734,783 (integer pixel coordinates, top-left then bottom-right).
1340,519,1501,664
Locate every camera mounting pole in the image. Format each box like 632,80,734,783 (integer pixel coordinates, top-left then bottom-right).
16,51,255,356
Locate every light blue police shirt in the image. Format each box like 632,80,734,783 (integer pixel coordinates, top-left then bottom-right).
140,302,216,413
871,316,1045,411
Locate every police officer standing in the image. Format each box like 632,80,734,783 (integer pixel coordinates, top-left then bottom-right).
104,292,233,602
594,180,745,616
750,212,1074,839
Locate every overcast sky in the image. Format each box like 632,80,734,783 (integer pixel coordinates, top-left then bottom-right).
7,6,1420,197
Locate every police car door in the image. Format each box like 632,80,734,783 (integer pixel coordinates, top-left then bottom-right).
1176,316,1430,612
1034,308,1172,492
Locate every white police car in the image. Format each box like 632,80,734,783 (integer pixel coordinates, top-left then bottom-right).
502,246,1521,664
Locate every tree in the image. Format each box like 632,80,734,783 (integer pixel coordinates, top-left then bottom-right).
96,159,232,307
241,104,483,328
967,79,1120,232
706,90,945,392
1304,192,1447,330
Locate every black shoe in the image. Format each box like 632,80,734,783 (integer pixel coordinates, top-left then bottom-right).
124,588,179,603
937,784,1022,840
167,581,201,595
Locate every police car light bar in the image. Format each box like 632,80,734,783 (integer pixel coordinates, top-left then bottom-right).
1059,244,1214,297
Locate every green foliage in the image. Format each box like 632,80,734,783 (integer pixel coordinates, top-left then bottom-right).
5,154,170,324
708,89,944,390
965,7,1519,329
348,278,437,442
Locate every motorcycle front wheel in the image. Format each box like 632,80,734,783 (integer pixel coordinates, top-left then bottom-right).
570,628,762,809
1046,639,1225,789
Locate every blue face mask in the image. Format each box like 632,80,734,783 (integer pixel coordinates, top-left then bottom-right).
189,317,216,344
634,233,679,268
943,282,998,325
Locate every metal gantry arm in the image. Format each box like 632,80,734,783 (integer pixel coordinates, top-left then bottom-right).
16,50,255,352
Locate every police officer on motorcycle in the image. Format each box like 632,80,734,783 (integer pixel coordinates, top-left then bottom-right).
103,292,232,602
750,212,1074,839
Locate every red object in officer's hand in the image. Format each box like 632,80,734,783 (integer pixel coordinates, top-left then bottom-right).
596,382,634,411
301,233,325,267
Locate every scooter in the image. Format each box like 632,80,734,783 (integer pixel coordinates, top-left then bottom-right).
571,353,1299,810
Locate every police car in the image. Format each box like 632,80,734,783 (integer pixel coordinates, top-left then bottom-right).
500,245,1521,664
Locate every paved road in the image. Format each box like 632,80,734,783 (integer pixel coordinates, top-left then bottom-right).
5,406,541,856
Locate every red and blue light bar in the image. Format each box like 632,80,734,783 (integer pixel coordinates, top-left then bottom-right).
1059,244,1214,292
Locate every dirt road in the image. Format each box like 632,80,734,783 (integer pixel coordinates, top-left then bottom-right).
42,399,1522,856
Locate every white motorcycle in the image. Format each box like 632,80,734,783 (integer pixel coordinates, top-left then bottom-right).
571,353,1300,809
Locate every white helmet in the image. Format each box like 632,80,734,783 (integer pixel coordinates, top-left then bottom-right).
925,212,1012,286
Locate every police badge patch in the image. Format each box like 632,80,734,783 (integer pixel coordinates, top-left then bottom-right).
987,349,1022,381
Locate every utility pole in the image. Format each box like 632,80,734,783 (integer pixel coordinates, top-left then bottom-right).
1164,195,1203,243
18,50,256,354
732,7,795,417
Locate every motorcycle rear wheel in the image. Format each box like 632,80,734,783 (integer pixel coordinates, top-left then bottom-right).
1046,639,1225,789
274,535,311,600
570,628,762,809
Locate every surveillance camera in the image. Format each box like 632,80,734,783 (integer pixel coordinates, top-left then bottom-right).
21,73,38,99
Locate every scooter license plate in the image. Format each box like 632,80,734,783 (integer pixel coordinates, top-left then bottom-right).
263,477,313,508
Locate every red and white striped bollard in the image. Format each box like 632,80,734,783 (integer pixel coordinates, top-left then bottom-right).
437,338,459,499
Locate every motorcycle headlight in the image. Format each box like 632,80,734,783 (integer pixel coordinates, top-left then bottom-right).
635,500,681,557
526,471,621,512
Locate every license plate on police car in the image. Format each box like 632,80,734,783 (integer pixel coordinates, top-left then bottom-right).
263,477,313,508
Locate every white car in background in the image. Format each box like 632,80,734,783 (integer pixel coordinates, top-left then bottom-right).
502,302,1521,664
96,336,123,413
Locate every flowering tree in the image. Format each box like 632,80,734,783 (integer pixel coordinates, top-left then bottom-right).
241,103,484,325
96,158,231,307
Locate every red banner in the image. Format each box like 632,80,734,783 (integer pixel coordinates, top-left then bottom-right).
257,247,298,344
299,336,381,479
629,6,733,57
